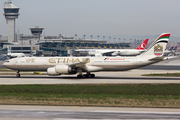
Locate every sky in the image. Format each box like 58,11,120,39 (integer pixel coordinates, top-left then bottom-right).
0,0,180,40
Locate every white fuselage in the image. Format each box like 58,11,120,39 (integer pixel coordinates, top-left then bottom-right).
3,56,156,72
76,49,145,56
7,53,25,58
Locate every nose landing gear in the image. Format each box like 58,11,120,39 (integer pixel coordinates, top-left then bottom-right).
16,71,20,77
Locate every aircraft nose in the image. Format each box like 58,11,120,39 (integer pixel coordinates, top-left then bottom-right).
3,62,7,67
3,61,10,67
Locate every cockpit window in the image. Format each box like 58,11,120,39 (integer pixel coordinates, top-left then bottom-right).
6,61,9,62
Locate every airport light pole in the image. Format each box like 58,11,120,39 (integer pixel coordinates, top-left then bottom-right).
114,37,116,43
109,37,111,43
90,35,93,41
119,38,121,47
103,36,105,41
97,35,100,41
90,35,93,47
134,39,136,47
83,34,86,40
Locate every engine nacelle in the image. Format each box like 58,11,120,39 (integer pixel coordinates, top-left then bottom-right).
55,65,72,74
47,67,61,76
47,65,77,76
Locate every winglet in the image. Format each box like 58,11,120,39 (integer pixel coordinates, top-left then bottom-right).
136,39,149,50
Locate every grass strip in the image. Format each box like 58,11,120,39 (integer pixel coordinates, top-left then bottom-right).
0,84,180,108
142,73,180,77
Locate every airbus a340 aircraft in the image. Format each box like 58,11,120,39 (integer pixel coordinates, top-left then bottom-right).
75,38,149,56
3,33,170,78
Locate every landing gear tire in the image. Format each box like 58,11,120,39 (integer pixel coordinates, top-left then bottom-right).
88,74,91,78
84,74,95,78
16,71,20,77
77,75,82,78
77,73,95,78
86,72,95,78
83,74,88,78
16,74,20,77
90,74,95,78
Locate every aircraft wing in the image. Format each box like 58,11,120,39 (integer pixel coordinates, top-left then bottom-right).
69,58,90,67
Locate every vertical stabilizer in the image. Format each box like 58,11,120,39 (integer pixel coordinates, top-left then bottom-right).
139,33,170,58
136,39,149,50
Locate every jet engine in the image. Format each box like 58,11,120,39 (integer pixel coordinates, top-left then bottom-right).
47,65,77,76
47,67,61,76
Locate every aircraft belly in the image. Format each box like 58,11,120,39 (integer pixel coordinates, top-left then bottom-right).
102,66,135,71
17,67,47,71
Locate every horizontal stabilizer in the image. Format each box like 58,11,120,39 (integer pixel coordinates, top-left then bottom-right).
148,57,164,61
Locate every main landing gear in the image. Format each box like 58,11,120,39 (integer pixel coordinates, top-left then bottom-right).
16,71,20,77
77,72,95,78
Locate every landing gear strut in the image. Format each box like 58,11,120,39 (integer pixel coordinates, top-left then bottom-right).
16,71,20,77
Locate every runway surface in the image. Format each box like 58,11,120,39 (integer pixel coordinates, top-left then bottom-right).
0,70,180,84
0,105,180,119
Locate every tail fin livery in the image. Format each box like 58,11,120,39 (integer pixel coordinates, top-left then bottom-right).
140,33,170,58
136,39,149,50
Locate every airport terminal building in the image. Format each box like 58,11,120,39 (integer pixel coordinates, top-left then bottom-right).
0,31,130,56
0,1,130,57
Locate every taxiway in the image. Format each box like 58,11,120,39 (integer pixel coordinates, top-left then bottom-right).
0,105,180,119
0,70,180,84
